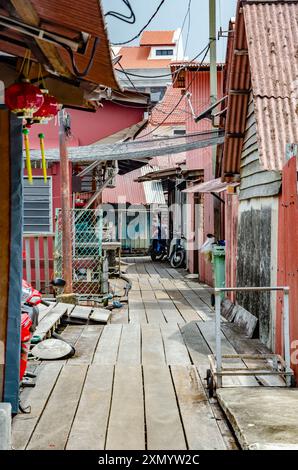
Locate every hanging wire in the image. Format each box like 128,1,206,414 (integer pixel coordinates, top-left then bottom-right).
115,43,211,81
111,0,166,46
105,0,136,24
135,41,212,139
18,49,31,79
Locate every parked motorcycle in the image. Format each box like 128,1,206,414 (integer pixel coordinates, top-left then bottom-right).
169,235,186,269
149,219,168,261
149,237,168,261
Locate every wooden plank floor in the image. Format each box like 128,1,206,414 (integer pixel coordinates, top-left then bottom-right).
13,257,240,450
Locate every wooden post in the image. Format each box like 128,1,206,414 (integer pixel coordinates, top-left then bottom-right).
0,105,23,413
59,110,73,293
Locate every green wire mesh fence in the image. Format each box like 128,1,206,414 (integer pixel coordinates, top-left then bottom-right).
54,208,103,295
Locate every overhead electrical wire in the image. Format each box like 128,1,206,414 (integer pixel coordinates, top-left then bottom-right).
115,42,212,81
111,0,166,46
135,41,212,140
176,0,192,61
136,42,211,139
105,0,136,24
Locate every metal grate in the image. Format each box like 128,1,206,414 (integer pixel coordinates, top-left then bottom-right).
54,208,103,295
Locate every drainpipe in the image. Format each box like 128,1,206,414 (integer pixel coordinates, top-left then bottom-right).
59,109,73,293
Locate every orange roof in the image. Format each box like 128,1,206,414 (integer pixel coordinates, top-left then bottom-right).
119,46,172,69
150,86,187,126
140,30,175,46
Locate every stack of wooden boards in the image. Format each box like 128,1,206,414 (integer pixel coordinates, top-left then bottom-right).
32,303,111,343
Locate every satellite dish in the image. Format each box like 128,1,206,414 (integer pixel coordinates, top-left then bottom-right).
31,338,75,360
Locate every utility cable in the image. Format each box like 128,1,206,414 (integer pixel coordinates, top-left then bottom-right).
105,0,136,24
136,42,211,139
112,0,166,46
115,42,212,81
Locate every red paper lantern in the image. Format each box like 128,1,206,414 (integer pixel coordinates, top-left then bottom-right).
32,93,60,123
5,82,44,119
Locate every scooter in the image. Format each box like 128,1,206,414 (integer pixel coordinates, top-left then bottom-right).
169,235,186,269
149,221,168,261
149,237,168,261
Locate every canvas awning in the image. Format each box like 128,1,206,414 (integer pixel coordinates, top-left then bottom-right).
182,178,239,194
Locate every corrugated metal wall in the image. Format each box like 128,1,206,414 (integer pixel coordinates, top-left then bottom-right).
277,156,298,381
239,94,281,200
225,192,238,302
185,70,223,283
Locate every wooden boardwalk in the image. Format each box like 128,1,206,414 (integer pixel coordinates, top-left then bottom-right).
12,257,239,451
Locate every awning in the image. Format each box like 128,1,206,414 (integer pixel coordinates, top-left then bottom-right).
182,178,239,194
136,167,180,182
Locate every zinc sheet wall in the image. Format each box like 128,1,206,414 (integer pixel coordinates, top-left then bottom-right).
185,70,223,283
277,156,298,381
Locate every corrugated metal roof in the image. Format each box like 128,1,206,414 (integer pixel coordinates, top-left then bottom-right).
243,1,298,170
102,170,147,205
221,8,251,179
102,168,165,205
221,1,298,177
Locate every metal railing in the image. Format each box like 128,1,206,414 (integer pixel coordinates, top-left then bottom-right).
214,286,291,387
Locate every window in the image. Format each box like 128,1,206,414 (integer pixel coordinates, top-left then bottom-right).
173,129,186,136
156,49,174,56
23,177,52,233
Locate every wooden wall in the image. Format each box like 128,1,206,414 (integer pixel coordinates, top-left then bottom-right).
235,94,280,347
236,199,275,344
0,106,10,401
239,94,281,201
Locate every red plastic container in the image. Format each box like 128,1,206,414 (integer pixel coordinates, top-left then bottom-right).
20,313,32,381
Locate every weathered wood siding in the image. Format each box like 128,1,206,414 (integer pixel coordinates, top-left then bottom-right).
236,94,280,347
239,94,281,201
237,200,272,343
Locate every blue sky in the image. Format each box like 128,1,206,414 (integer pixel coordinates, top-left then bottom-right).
102,0,237,61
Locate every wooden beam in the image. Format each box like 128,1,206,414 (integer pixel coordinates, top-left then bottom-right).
10,0,73,78
59,110,73,293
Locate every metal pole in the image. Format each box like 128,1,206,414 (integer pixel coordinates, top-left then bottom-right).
283,288,291,386
59,109,73,293
209,0,217,174
215,290,222,387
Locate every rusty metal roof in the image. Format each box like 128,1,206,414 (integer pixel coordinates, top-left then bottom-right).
221,0,298,178
243,1,298,170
